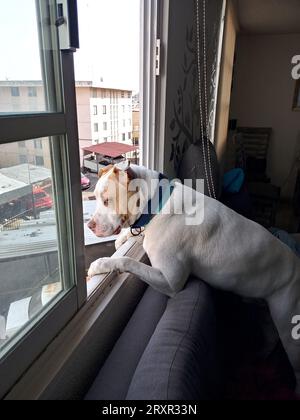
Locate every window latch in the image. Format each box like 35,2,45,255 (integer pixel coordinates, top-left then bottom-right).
56,4,66,27
56,0,79,52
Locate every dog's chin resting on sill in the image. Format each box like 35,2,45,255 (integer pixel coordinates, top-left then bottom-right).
87,162,300,396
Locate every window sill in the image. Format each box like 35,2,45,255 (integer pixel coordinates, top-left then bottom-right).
4,236,147,400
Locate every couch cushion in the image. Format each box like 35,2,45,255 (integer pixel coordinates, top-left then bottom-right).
126,278,220,400
85,286,168,400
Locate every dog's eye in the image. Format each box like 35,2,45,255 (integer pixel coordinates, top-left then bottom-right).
103,199,109,207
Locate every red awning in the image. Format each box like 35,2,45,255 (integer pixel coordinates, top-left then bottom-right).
82,142,138,158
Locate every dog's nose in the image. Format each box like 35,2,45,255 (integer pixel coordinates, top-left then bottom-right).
87,219,96,231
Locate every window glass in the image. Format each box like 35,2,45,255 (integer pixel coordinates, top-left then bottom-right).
0,137,72,357
0,0,62,114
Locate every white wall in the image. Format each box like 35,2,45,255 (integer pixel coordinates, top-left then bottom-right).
230,34,300,196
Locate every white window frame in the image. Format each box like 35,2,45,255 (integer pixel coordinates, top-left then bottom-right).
140,0,168,172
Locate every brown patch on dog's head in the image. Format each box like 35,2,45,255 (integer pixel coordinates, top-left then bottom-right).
112,161,136,183
101,162,137,220
98,164,114,178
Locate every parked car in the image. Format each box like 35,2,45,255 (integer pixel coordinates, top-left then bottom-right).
83,154,125,173
81,173,91,190
31,187,53,211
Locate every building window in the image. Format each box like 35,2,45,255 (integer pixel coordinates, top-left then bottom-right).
122,133,126,141
93,105,98,115
28,87,37,97
103,137,108,142
19,154,28,164
18,141,26,148
128,105,131,112
128,92,131,98
92,88,97,98
128,132,132,140
123,120,126,127
34,139,43,149
35,156,44,166
101,90,106,99
122,105,125,113
11,87,20,97
103,122,107,131
121,91,125,98
103,105,107,115
94,123,99,132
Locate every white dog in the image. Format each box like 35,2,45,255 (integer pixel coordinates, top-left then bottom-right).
87,161,300,394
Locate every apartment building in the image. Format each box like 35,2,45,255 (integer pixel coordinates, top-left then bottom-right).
0,81,133,168
0,139,51,170
132,109,140,147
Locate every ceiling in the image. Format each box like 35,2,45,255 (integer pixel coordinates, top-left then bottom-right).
236,0,300,34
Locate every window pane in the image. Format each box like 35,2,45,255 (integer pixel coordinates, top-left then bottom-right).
0,0,62,114
0,137,72,356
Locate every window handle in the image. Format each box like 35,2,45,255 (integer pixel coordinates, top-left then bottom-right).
57,0,79,51
56,4,65,27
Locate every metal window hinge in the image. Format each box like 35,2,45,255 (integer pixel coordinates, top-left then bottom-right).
155,39,161,76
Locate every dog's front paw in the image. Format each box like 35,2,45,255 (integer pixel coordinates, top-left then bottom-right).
115,235,127,250
115,228,132,250
88,257,119,278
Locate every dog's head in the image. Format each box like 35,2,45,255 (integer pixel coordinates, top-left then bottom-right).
87,161,140,237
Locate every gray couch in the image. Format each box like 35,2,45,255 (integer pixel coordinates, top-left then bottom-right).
85,278,222,400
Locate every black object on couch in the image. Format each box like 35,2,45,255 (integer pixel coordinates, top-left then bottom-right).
85,278,222,400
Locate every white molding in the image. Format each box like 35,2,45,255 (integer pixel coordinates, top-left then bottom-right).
140,0,159,170
154,0,170,173
211,0,227,145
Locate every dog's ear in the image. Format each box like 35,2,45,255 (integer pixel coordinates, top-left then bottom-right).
114,159,130,172
98,164,114,178
114,160,136,181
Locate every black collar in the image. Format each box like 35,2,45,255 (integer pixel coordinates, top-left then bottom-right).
130,174,174,235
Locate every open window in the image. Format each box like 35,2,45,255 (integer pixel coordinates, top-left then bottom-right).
0,0,86,397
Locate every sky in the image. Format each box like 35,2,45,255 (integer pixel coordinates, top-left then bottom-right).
0,0,42,80
0,0,140,92
75,0,140,91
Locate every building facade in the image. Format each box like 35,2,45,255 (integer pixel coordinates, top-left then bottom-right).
0,81,133,168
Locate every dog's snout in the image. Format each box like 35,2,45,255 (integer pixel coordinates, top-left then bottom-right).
87,219,96,231
87,218,110,236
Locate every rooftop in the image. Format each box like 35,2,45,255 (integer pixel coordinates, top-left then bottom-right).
0,80,132,92
0,164,51,185
0,174,31,206
82,142,138,158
